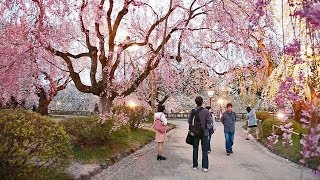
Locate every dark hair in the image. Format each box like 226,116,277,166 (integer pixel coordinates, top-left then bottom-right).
226,103,233,108
205,106,211,110
157,105,165,112
195,96,203,106
246,106,252,113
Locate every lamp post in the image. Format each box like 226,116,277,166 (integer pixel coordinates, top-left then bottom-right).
207,90,214,107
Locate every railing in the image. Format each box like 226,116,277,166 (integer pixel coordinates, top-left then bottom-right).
165,112,248,121
49,110,248,121
49,110,97,116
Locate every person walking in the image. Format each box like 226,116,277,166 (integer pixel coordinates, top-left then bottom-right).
154,105,168,160
205,106,216,153
246,106,259,140
188,96,213,172
221,103,236,156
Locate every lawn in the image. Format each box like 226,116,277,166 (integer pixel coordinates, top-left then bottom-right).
73,128,155,164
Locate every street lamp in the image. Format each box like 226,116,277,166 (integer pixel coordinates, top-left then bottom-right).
207,90,214,107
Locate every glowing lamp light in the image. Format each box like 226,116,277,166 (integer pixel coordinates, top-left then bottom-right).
128,101,137,108
277,112,286,120
217,98,224,105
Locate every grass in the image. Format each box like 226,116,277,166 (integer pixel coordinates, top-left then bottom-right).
260,133,320,170
73,129,155,164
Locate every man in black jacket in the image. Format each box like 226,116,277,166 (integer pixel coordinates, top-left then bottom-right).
188,96,213,172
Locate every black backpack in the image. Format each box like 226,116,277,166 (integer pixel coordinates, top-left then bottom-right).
189,107,204,137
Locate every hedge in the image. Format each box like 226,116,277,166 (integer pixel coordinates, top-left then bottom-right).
0,110,72,179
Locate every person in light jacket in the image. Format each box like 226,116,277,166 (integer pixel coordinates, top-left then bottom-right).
205,106,216,153
246,107,259,140
154,105,168,160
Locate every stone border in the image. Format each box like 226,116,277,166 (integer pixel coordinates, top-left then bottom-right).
67,126,176,180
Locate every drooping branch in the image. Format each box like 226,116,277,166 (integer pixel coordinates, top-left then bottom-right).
176,1,214,62
120,28,178,97
48,48,92,93
122,7,176,50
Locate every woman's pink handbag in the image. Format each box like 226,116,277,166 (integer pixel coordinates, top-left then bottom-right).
153,114,166,133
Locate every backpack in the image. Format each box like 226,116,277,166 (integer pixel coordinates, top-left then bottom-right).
189,107,204,137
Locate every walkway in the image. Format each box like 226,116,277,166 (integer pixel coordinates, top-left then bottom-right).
93,120,317,180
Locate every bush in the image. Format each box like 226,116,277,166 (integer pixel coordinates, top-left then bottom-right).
287,119,309,135
261,118,310,138
60,115,130,146
256,111,272,122
261,117,282,138
0,110,72,179
61,116,111,146
113,105,148,129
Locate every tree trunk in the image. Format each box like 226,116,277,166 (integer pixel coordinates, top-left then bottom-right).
37,88,51,116
99,95,114,114
38,99,50,116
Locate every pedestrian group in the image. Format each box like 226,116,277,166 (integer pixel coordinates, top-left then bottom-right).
152,96,258,173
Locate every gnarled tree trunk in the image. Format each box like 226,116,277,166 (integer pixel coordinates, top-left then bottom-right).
37,87,51,116
99,95,114,114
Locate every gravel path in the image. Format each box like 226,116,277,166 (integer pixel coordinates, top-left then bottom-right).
93,119,318,180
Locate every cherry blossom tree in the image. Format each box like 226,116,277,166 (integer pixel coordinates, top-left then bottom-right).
1,0,219,114
251,0,320,175
0,12,71,115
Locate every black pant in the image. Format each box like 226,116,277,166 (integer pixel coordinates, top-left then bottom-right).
192,136,209,169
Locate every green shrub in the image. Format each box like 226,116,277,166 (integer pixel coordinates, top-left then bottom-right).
60,115,130,146
262,118,309,138
60,116,113,146
113,105,148,129
0,110,72,179
261,117,282,138
256,111,272,122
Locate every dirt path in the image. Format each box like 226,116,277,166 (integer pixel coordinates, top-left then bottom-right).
93,120,317,180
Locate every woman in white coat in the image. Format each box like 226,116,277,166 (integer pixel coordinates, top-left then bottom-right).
154,105,168,160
